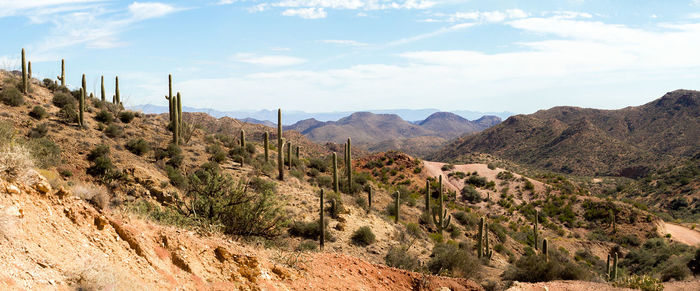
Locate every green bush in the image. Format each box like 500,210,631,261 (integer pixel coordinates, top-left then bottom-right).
289,220,327,239
52,92,75,108
502,250,590,282
441,164,455,171
86,145,114,177
612,275,663,291
29,106,48,120
118,111,135,123
385,245,420,271
248,176,276,194
125,138,151,156
621,238,694,279
58,103,78,123
461,185,481,203
428,242,481,278
467,175,488,188
350,226,375,246
95,110,114,124
166,165,186,188
27,138,61,168
0,87,24,106
453,211,479,227
406,223,423,238
296,240,318,252
28,123,48,139
103,124,123,138
497,171,515,180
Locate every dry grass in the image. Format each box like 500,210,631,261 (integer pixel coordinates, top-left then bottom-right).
0,143,33,181
71,183,111,209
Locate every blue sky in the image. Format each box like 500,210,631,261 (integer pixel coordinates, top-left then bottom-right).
3,0,700,114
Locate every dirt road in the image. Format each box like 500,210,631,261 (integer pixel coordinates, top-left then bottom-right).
659,222,700,246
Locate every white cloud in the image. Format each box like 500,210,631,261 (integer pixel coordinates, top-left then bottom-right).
250,0,436,18
386,23,475,46
128,2,177,20
0,0,102,17
175,16,700,112
321,39,368,46
282,7,327,19
233,53,307,66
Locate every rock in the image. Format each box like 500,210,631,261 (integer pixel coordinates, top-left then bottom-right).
55,186,70,197
6,184,20,195
171,251,192,273
335,222,345,231
94,216,108,230
214,246,232,262
34,181,51,194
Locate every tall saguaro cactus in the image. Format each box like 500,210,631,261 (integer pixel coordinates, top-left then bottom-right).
100,76,105,101
240,129,246,147
485,220,493,260
28,61,32,80
287,141,292,170
277,109,284,180
432,176,451,236
319,189,325,250
611,252,618,280
346,138,352,192
264,131,269,162
172,92,180,145
58,59,65,86
542,238,549,261
394,191,401,224
367,187,372,214
82,74,86,100
425,180,431,213
115,76,120,105
332,152,339,193
21,48,27,93
606,254,611,279
78,88,85,128
534,211,539,250
477,217,484,258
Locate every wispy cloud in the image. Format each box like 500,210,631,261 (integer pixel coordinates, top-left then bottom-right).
233,53,307,66
282,7,327,19
321,39,368,46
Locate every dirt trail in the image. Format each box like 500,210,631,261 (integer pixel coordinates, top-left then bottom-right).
658,222,700,246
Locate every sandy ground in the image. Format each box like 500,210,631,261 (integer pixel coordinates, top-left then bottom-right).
658,222,700,246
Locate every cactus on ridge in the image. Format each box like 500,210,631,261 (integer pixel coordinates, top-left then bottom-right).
478,217,484,258
432,175,451,236
332,152,339,193
394,191,400,224
264,131,269,162
21,48,27,93
101,76,105,101
277,108,283,180
57,59,65,86
78,88,85,128
240,129,246,148
320,188,325,250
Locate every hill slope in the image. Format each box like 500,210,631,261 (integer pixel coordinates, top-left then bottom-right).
431,90,700,176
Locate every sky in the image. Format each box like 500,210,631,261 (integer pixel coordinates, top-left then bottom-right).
3,0,700,114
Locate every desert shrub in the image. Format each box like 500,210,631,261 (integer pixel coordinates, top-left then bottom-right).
441,164,455,171
428,242,481,278
524,180,535,191
308,157,329,172
289,220,328,239
29,106,48,120
467,175,487,188
326,191,344,218
28,123,48,139
296,240,318,252
0,143,33,181
128,199,200,229
166,165,186,188
621,238,694,279
43,78,57,90
221,187,286,237
406,223,423,238
95,110,114,124
613,275,663,291
316,175,332,188
689,249,700,275
355,195,367,210
228,145,252,165
165,144,183,168
86,145,114,177
385,245,420,271
487,163,496,170
206,144,227,164
0,87,24,106
661,260,691,282
461,185,481,203
52,92,75,108
497,171,515,180
118,111,135,123
71,183,110,209
453,211,479,227
58,103,78,123
502,249,590,282
351,226,375,246
125,138,150,156
27,138,61,168
248,176,276,194
103,124,123,138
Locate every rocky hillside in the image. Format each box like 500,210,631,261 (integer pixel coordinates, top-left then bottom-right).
287,111,500,157
431,90,700,177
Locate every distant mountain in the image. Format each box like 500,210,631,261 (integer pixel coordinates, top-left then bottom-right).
286,111,501,157
239,117,275,127
430,89,700,177
130,104,512,125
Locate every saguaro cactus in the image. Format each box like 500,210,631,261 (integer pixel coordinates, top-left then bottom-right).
394,191,401,224
28,61,32,80
295,146,300,159
177,93,182,130
287,141,292,170
21,48,27,93
320,189,325,250
425,180,431,213
332,152,339,193
485,221,493,260
346,138,352,192
477,217,484,258
240,129,246,148
606,254,611,279
611,252,618,280
58,59,65,86
168,74,173,123
115,76,120,105
82,74,86,100
542,238,549,261
367,187,372,214
264,131,269,162
432,177,451,236
277,109,284,180
172,92,180,145
78,88,85,128
534,211,539,250
100,76,105,101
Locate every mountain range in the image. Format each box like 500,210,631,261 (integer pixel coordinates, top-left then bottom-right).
130,104,512,125
430,89,700,177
